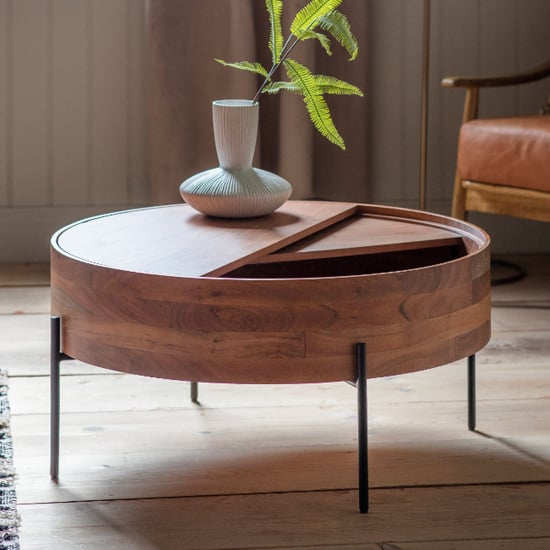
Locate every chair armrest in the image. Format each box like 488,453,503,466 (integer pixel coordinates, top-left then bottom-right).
442,58,550,89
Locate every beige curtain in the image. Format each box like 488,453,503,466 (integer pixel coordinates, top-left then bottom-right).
148,0,368,205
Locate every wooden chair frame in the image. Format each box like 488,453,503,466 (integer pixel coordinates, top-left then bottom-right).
442,59,550,223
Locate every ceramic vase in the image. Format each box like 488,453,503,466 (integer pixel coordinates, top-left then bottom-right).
179,99,292,218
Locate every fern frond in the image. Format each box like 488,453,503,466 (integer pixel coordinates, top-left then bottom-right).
264,76,363,97
318,10,359,60
215,59,269,79
290,0,342,37
284,59,345,149
215,1,362,149
262,81,300,94
314,75,363,96
299,30,333,56
264,0,284,64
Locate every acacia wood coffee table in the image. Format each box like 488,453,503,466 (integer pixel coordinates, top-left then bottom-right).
50,200,491,512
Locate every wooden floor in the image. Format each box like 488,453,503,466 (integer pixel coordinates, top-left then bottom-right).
1,255,549,549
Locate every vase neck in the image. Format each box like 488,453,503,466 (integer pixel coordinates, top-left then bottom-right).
212,100,259,169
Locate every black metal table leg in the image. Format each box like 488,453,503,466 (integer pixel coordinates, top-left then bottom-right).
468,354,476,431
50,316,61,482
190,381,199,403
356,342,369,513
50,316,72,482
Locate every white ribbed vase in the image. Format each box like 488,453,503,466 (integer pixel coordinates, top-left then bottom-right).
179,99,292,218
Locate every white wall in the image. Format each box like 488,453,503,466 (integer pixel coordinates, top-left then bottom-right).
1,0,549,262
368,0,550,253
0,0,148,262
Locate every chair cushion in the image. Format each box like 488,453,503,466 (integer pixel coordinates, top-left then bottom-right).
457,115,550,192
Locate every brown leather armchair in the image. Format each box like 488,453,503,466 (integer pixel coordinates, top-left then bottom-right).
442,59,550,223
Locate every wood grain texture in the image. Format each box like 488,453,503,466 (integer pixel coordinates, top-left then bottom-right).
50,201,491,384
11,393,550,504
464,180,550,223
17,484,550,549
52,201,358,277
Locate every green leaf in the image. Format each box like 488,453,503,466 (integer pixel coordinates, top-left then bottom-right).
264,0,284,64
299,29,333,56
215,59,269,79
318,10,359,60
290,0,342,37
284,58,345,149
262,81,300,94
314,75,363,96
263,76,363,97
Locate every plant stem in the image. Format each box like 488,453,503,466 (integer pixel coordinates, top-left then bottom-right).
252,34,302,103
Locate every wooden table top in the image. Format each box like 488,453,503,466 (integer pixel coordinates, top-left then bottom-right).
53,201,487,279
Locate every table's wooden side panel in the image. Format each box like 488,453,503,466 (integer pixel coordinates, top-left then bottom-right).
51,242,491,384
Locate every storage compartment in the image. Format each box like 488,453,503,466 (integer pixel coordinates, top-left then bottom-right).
224,243,467,278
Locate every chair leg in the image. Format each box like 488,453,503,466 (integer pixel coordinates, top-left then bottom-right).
451,173,467,220
467,354,476,431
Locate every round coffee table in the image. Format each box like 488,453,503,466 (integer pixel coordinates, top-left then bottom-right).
49,200,491,512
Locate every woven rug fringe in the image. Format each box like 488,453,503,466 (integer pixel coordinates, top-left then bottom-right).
0,372,20,550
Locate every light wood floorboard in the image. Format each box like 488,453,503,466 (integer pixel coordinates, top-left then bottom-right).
1,253,549,549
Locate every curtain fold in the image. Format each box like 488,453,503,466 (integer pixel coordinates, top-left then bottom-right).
148,0,368,205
